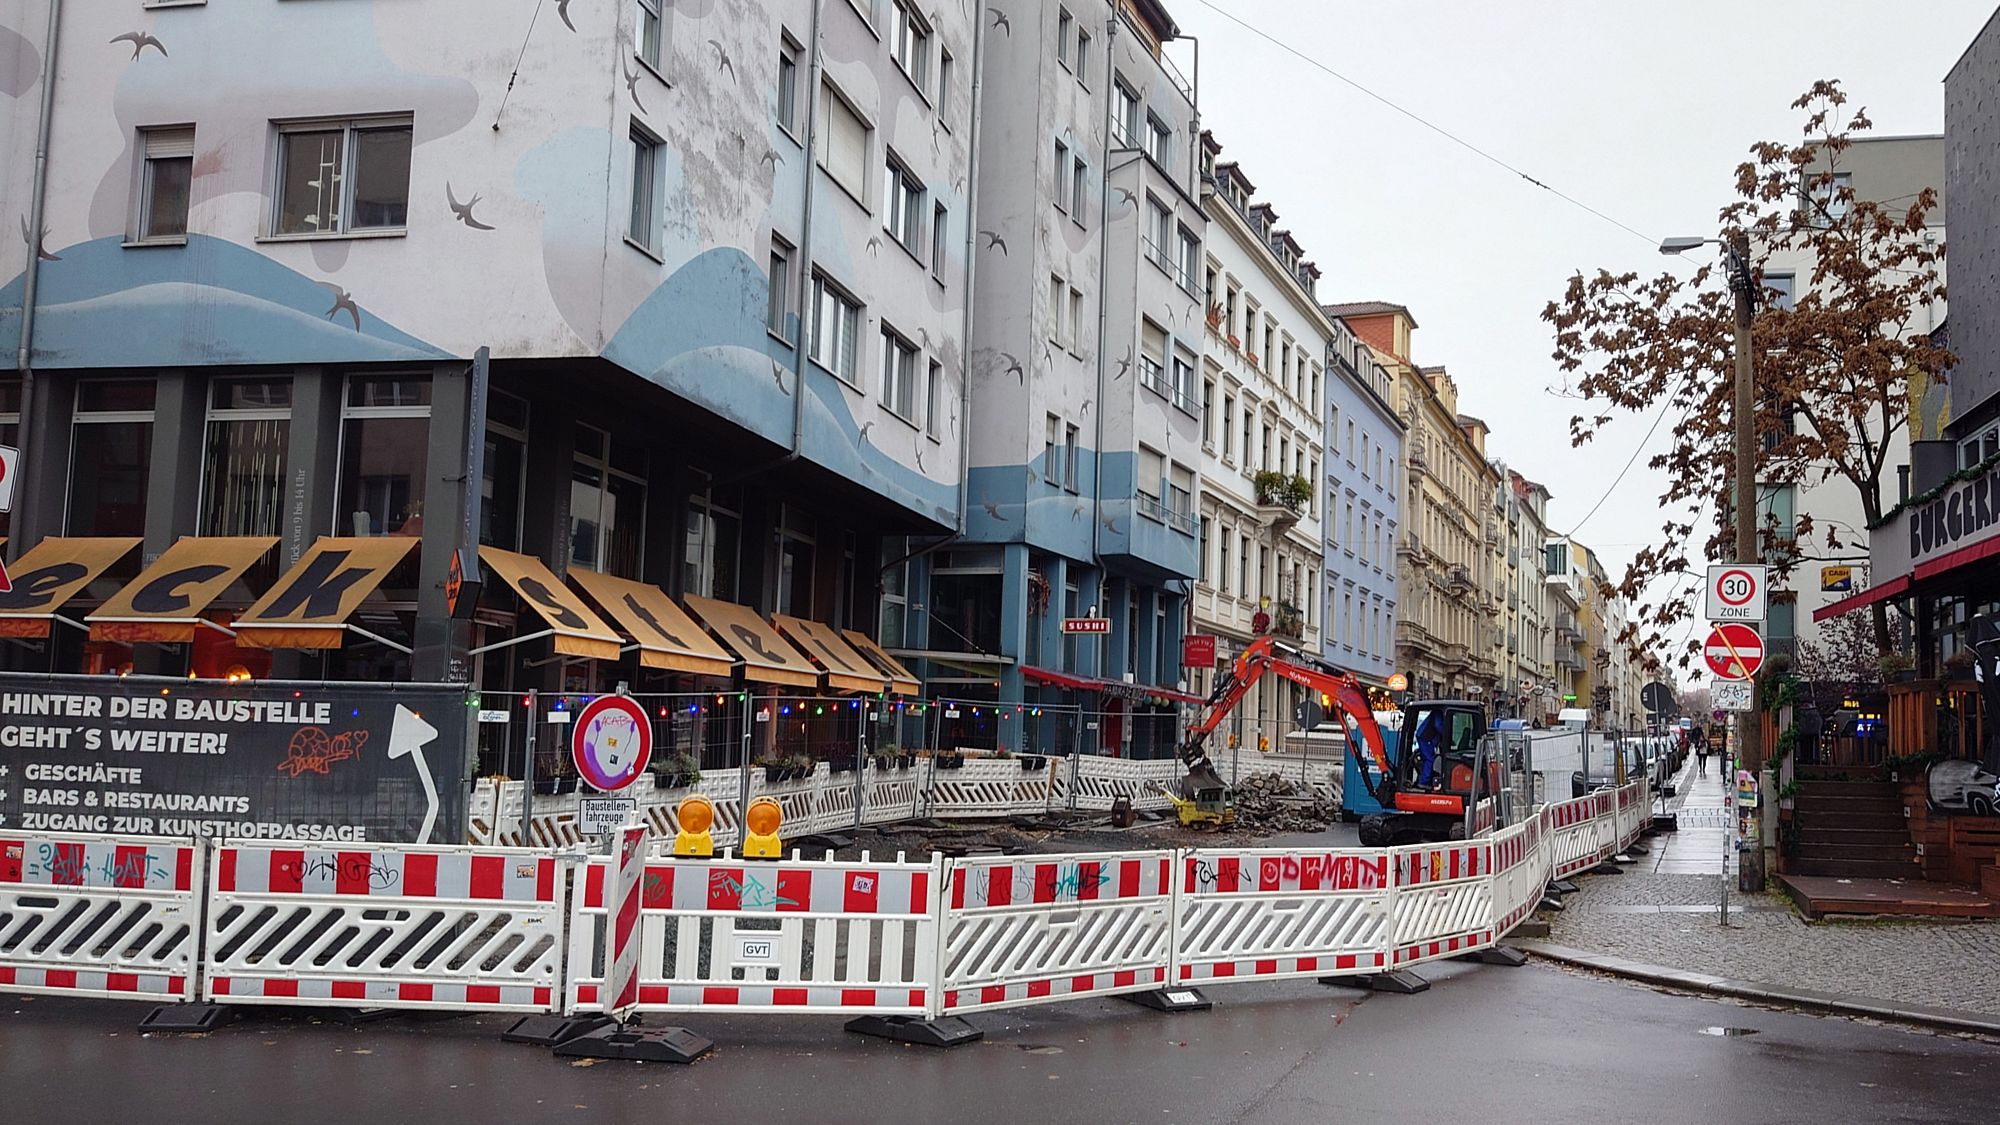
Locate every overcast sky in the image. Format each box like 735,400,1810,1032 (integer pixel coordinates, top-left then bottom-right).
1168,0,1995,668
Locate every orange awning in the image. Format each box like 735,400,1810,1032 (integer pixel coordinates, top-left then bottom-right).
681,596,821,688
479,549,623,661
567,568,735,676
0,537,142,638
774,615,889,694
842,629,922,695
233,536,417,650
86,536,277,643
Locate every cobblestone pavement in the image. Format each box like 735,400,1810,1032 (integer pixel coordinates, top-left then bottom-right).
1547,758,2000,1018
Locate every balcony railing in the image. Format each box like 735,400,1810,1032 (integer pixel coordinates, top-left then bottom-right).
1447,565,1473,590
1273,601,1306,641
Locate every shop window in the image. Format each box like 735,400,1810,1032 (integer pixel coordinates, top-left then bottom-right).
0,378,18,541
68,379,156,551
570,422,645,578
880,539,909,647
776,503,815,617
201,377,291,538
685,481,741,600
337,375,430,537
481,389,529,552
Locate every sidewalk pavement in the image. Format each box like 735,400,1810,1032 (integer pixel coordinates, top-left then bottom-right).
1529,755,2000,1026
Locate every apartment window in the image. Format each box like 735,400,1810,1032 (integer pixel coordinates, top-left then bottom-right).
134,126,194,243
889,1,931,92
767,235,795,338
636,0,664,70
1279,436,1291,477
1756,483,1798,541
1070,157,1088,224
273,117,412,236
1146,198,1171,269
1240,409,1253,469
1218,527,1233,593
1329,405,1340,452
1803,170,1852,227
1221,395,1235,459
1168,463,1194,525
628,123,663,254
1045,414,1061,480
926,360,943,437
337,376,430,538
201,377,291,540
1958,424,2000,469
1361,434,1371,477
1146,114,1172,168
883,152,926,251
776,36,802,135
1057,8,1074,67
1171,346,1196,413
68,380,156,543
880,326,918,419
1068,287,1086,352
570,424,647,578
816,81,870,203
1139,319,1167,391
1199,516,1212,582
1064,423,1080,489
1048,275,1066,346
931,203,948,275
1201,380,1215,446
1074,27,1091,85
939,50,955,123
1238,533,1250,595
810,272,863,385
1764,271,1796,311
1054,139,1070,211
1309,366,1320,413
1177,226,1201,295
1112,81,1139,147
1308,458,1318,514
1137,445,1164,509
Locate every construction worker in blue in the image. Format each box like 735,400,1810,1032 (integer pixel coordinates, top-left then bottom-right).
1413,711,1443,788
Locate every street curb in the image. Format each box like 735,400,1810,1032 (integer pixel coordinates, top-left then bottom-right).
1517,940,2000,1036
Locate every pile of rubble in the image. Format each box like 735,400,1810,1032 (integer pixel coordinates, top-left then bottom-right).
1226,772,1339,834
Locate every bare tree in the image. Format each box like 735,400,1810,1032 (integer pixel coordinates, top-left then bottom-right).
1544,81,1950,668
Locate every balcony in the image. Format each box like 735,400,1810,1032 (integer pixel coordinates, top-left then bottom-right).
1553,644,1581,669
1272,600,1306,641
1442,642,1473,669
1447,565,1474,591
1484,522,1502,547
1553,611,1582,640
1252,471,1310,533
1477,592,1500,617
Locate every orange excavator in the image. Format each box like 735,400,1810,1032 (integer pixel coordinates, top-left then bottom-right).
1175,636,1499,845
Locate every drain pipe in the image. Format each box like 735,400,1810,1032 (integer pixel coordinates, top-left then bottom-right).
718,0,824,487
1089,15,1120,571
952,3,986,535
12,0,63,556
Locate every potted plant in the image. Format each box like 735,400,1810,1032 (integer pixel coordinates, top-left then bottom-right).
1943,648,1978,683
785,753,814,781
760,756,788,784
1879,651,1917,683
1205,302,1224,330
1226,334,1241,352
656,750,700,788
1020,753,1046,771
830,753,856,774
936,749,965,770
900,752,917,770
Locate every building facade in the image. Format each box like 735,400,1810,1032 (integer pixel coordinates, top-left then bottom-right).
1322,315,1403,691
0,0,979,762
1494,467,1553,722
920,0,1203,755
1184,131,1328,734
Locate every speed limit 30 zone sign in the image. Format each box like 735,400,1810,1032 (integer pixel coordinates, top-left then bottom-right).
1705,564,1767,623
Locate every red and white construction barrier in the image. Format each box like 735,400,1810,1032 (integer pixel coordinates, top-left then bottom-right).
1175,849,1393,983
203,842,568,1012
603,824,648,1017
0,831,202,1002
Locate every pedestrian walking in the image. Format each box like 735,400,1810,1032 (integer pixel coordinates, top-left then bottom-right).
1695,739,1708,776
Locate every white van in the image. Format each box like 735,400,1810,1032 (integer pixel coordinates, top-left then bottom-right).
1556,708,1592,731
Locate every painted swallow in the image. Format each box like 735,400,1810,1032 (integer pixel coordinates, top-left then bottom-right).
866,235,882,256
1113,347,1132,380
915,327,933,351
858,420,875,444
915,443,927,473
623,58,647,114
979,230,1007,255
998,352,1023,383
1042,340,1055,368
318,282,361,330
445,184,495,231
760,148,783,171
1112,186,1136,209
772,359,790,393
1072,503,1086,521
1026,467,1039,484
556,0,576,31
707,39,736,82
982,496,1007,522
1102,514,1122,534
110,32,167,59
989,8,1011,34
1080,398,1093,417
19,216,57,262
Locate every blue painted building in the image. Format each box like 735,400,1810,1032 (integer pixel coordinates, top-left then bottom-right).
1318,310,1403,691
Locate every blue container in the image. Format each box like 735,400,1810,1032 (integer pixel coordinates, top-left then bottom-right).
1342,729,1397,818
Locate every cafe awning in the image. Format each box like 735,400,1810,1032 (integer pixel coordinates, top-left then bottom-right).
476,548,622,661
681,595,820,688
1022,665,1204,705
842,629,921,695
1812,575,1913,623
234,536,418,651
567,568,735,676
773,615,888,693
85,536,278,643
0,537,142,638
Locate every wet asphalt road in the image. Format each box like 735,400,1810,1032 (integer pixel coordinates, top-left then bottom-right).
4,960,1997,1124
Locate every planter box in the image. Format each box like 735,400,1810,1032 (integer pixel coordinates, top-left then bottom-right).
936,755,964,770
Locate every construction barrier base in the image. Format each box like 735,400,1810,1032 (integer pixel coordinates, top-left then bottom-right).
1589,861,1627,874
1551,880,1582,895
1323,970,1430,995
1652,814,1680,832
502,1014,614,1047
1454,946,1530,968
1119,987,1212,1013
138,1003,234,1033
553,1022,715,1064
1625,841,1652,855
846,1014,984,1048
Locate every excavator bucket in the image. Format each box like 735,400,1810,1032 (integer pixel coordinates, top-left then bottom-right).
1178,748,1229,802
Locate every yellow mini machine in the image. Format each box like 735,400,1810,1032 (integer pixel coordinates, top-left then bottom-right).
1161,780,1234,829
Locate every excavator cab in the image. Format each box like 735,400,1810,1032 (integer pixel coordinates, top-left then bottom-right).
1357,700,1495,846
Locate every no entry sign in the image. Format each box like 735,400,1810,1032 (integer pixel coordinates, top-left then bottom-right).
571,695,653,792
1704,564,1767,623
1704,623,1764,681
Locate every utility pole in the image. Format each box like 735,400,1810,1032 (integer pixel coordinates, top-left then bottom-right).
1728,230,1766,894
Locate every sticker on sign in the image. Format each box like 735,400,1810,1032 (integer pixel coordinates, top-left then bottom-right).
1711,679,1755,712
578,796,638,834
1703,623,1764,681
1704,564,1767,622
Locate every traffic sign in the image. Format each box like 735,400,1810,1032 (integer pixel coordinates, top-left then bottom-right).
1704,564,1767,622
0,445,17,512
1711,679,1754,712
580,796,639,835
1387,673,1409,693
571,694,653,792
1062,617,1110,634
1703,623,1764,681
1641,681,1677,717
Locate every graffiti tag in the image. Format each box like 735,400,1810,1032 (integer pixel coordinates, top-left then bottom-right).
277,726,370,778
275,854,400,889
710,870,797,910
28,843,171,886
1032,863,1110,901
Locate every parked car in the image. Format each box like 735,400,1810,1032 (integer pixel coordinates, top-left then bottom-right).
1927,759,2000,817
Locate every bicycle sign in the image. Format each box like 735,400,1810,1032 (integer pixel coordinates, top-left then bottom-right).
1704,564,1767,623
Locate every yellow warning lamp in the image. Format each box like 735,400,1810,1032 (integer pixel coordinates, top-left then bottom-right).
1258,734,1270,752
1227,733,1240,749
673,794,716,858
743,796,784,861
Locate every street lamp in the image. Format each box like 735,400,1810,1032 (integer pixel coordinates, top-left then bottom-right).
1660,231,1765,893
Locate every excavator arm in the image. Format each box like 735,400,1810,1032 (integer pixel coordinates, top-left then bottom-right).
1179,636,1393,804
